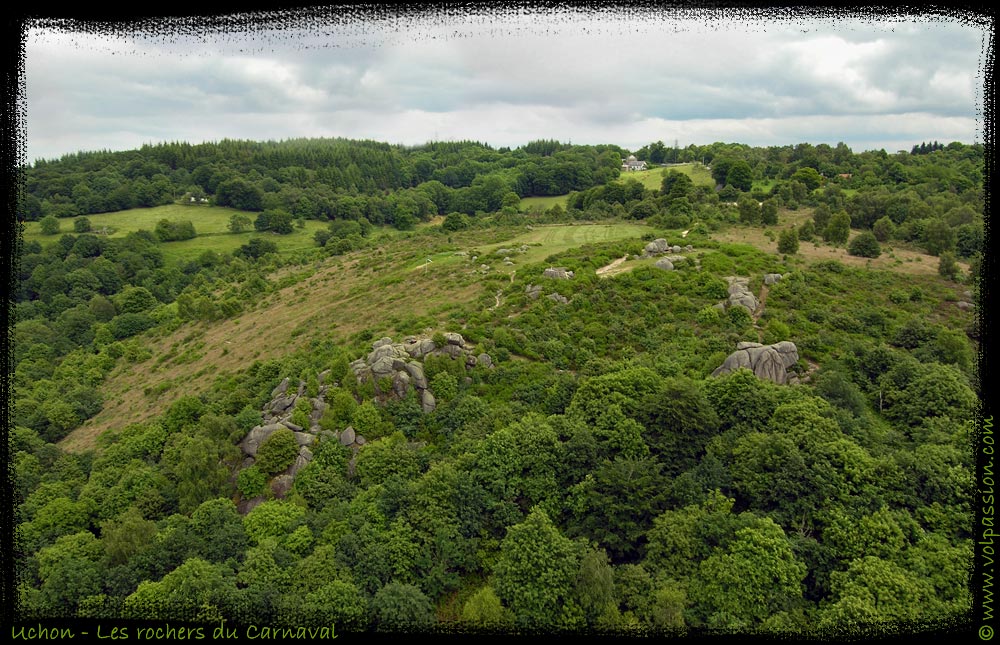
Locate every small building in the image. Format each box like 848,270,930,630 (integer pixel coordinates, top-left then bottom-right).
621,154,647,171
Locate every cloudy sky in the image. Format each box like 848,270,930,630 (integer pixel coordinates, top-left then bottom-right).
22,6,988,162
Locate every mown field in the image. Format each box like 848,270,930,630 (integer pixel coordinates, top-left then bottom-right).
618,162,715,191
519,163,715,213
19,204,329,264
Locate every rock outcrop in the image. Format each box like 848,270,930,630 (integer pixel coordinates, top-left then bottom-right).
711,341,800,385
349,333,493,413
237,332,492,513
543,267,574,279
644,238,670,255
723,276,759,313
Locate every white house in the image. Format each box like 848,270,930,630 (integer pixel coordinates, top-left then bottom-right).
621,154,647,171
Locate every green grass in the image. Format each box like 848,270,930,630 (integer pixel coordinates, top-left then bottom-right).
475,223,650,268
22,204,250,242
617,162,715,191
517,163,715,213
519,194,570,212
21,203,329,265
160,221,329,264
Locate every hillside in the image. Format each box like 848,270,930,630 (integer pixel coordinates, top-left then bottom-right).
11,137,982,634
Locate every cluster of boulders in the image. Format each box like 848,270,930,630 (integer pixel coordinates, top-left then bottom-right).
654,256,689,271
235,332,493,513
643,238,693,257
237,372,353,513
525,283,570,304
711,341,800,385
717,276,759,314
349,333,493,413
543,267,575,279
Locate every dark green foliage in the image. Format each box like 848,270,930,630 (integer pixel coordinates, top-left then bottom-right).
847,231,881,258
154,219,196,241
371,582,434,631
109,312,155,339
40,214,60,235
254,428,300,475
872,216,895,242
14,137,979,631
777,228,799,254
442,211,470,231
938,251,960,281
725,160,754,192
823,211,851,245
237,466,268,498
236,237,279,260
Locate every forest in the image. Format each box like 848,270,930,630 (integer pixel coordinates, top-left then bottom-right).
9,136,983,636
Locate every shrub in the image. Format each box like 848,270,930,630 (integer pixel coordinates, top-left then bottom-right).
39,215,60,235
237,465,268,498
777,228,799,254
847,231,881,258
255,428,300,475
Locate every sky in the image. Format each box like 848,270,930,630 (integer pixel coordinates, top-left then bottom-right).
20,6,990,162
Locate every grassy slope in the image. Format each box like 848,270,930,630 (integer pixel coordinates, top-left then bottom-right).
519,163,714,212
20,204,329,264
59,222,653,451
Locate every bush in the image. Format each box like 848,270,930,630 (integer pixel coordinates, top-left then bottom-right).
938,251,960,281
442,212,470,232
39,215,60,235
777,228,799,254
237,465,268,498
847,231,881,258
154,219,196,242
255,428,300,475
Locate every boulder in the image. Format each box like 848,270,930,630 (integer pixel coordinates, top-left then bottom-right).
239,423,283,457
421,389,437,413
293,431,315,447
369,355,396,378
269,394,297,414
477,353,493,368
654,258,674,271
671,245,681,253
340,426,356,446
270,475,295,499
405,338,437,359
495,248,514,256
392,370,411,398
444,332,465,347
372,336,394,350
281,420,303,432
543,267,574,279
957,301,975,311
764,273,783,285
403,362,428,389
711,341,800,385
270,377,290,399
644,238,669,255
526,284,543,299
437,344,465,359
547,293,569,304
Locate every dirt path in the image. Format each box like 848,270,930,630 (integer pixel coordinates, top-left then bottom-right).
596,255,629,277
753,283,770,322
